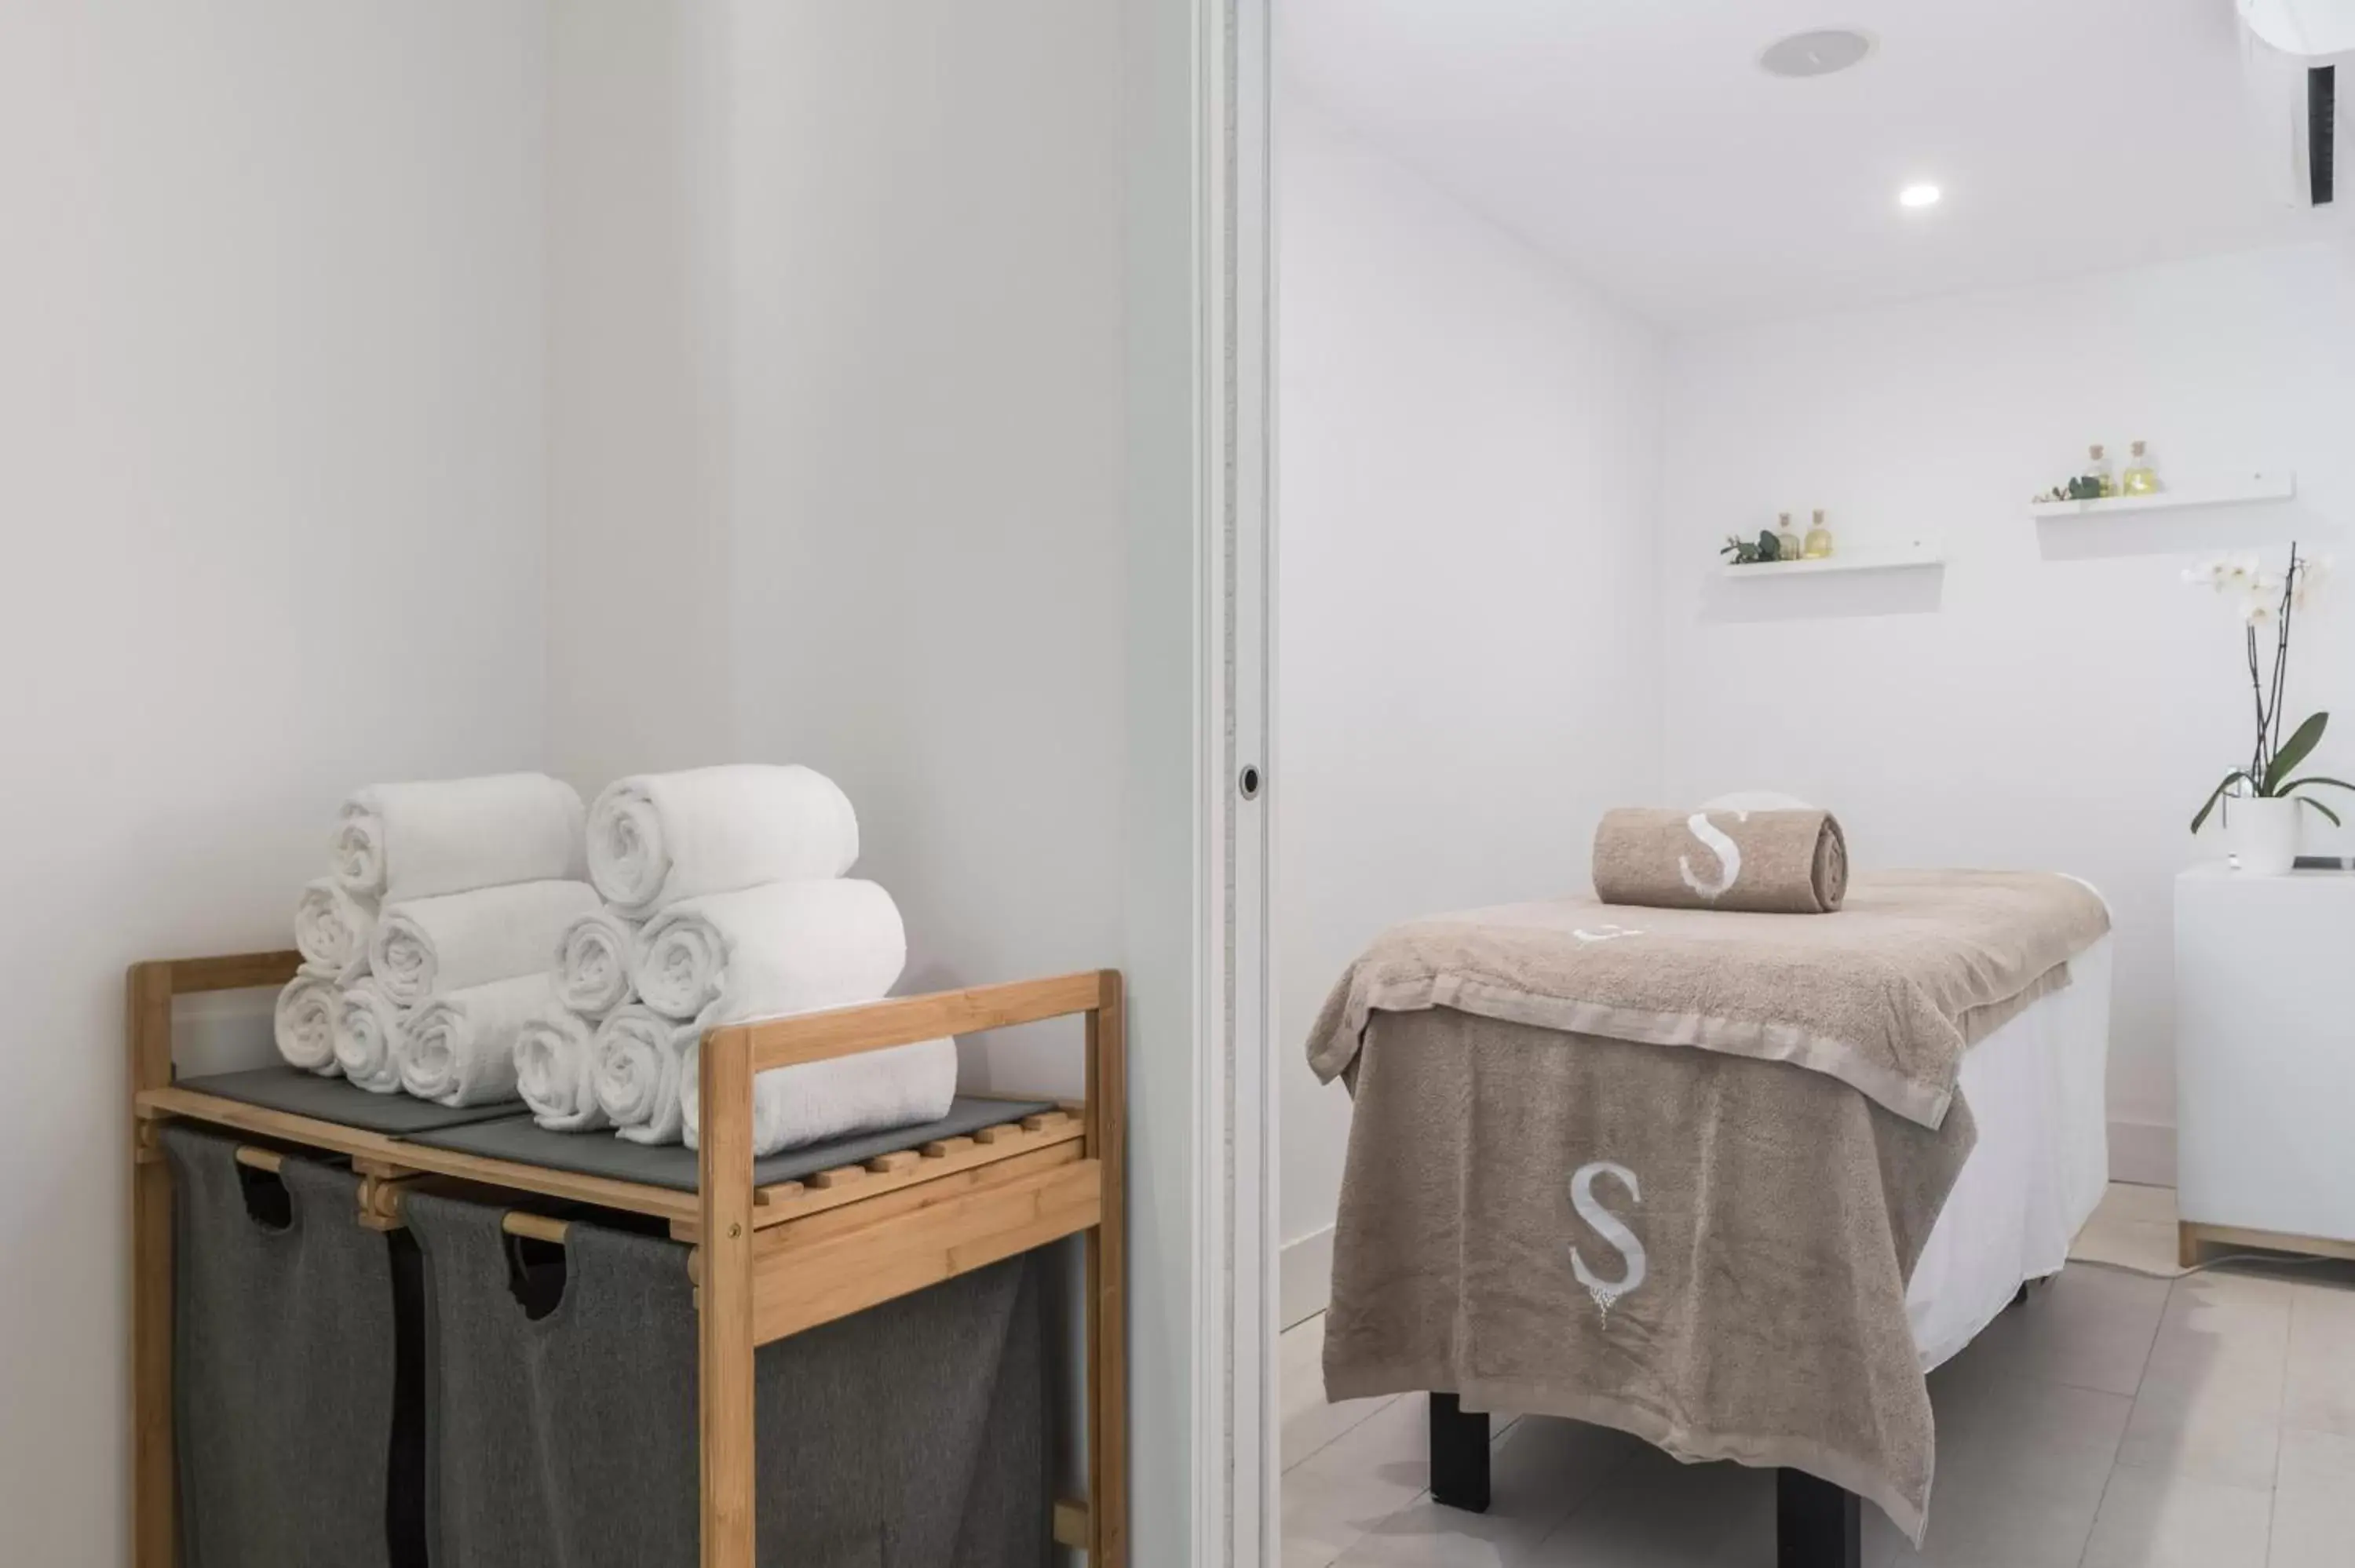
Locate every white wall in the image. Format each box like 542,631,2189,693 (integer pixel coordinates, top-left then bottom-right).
716,1,1129,1099
1657,240,2355,1182
0,4,1197,1552
1275,98,1667,1320
546,0,734,792
0,2,550,1555
539,2,1199,1556
542,0,1133,1097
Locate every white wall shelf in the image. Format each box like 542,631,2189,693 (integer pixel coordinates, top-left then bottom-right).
1718,539,1943,578
2028,471,2295,520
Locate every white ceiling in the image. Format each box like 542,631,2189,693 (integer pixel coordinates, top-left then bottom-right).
1281,0,2353,330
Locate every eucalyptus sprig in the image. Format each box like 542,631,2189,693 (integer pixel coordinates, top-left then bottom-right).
1718,530,1784,566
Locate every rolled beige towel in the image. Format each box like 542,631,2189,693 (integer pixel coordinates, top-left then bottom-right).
1593,806,1847,914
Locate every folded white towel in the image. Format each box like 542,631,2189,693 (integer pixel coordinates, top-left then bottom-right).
332,772,587,903
554,906,641,1019
400,974,550,1107
515,1007,608,1132
334,979,409,1094
274,974,343,1076
590,1004,697,1145
633,879,906,1023
371,879,601,1008
586,764,860,919
681,1033,959,1158
295,878,377,984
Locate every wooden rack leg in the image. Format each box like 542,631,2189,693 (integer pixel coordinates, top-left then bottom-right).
129,963,177,1568
1085,972,1128,1566
698,1030,758,1568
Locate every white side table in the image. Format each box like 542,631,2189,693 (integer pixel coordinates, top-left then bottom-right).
2174,865,2355,1266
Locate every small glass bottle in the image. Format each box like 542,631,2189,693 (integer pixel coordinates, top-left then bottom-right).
1802,509,1835,559
2121,440,2160,496
1773,512,1802,561
2088,443,2115,498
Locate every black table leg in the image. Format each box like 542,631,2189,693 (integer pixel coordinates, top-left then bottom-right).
1776,1469,1863,1568
1428,1392,1492,1512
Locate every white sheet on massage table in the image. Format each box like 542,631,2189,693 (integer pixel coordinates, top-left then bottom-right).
1905,931,2113,1371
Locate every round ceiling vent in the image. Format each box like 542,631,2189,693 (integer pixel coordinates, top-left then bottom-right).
1758,28,1876,78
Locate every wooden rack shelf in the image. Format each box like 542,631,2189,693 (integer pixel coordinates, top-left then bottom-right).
129,951,1128,1568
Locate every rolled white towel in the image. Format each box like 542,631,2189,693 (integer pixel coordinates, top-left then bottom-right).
332,772,587,903
334,979,409,1094
400,974,551,1107
586,764,859,919
681,1032,959,1158
554,906,641,1019
633,879,906,1023
274,974,342,1076
294,878,377,983
515,1007,608,1132
590,1004,697,1145
371,879,601,1008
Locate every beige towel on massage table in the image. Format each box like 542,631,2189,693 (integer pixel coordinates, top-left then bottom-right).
1309,870,2106,1130
1304,870,2110,1543
1594,806,1848,913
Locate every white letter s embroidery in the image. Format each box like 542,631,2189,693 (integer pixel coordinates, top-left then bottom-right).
1678,812,1742,901
1569,1161,1646,1326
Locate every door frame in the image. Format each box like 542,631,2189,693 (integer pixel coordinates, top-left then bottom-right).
1193,0,1278,1563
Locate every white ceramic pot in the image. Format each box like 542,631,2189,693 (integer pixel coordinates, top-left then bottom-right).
2225,795,2302,876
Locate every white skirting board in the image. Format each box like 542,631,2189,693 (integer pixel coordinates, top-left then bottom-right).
1280,1225,1334,1329
2108,1117,2178,1188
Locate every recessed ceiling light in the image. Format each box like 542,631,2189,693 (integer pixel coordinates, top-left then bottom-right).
1899,183,1943,210
1758,28,1876,78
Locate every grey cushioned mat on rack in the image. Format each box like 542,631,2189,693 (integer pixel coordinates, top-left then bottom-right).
405,1095,1061,1191
175,1065,528,1134
163,1123,407,1568
408,1191,1046,1568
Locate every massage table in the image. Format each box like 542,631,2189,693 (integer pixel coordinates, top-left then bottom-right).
1309,867,2112,1568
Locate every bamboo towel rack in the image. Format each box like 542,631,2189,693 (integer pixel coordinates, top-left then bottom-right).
130,952,1128,1568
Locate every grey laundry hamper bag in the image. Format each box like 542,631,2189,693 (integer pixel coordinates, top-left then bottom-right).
407,1191,1049,1568
162,1122,407,1568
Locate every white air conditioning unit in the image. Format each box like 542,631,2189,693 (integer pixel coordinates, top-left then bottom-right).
2241,0,2351,205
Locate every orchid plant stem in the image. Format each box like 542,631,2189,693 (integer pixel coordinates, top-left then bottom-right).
2248,623,2268,783
2241,545,2303,789
2269,543,2299,764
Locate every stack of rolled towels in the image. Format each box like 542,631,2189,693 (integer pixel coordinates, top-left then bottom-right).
280,771,595,1105
278,763,956,1157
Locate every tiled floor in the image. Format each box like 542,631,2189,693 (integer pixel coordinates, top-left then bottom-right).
2069,1182,2190,1279
1283,1189,2355,1567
